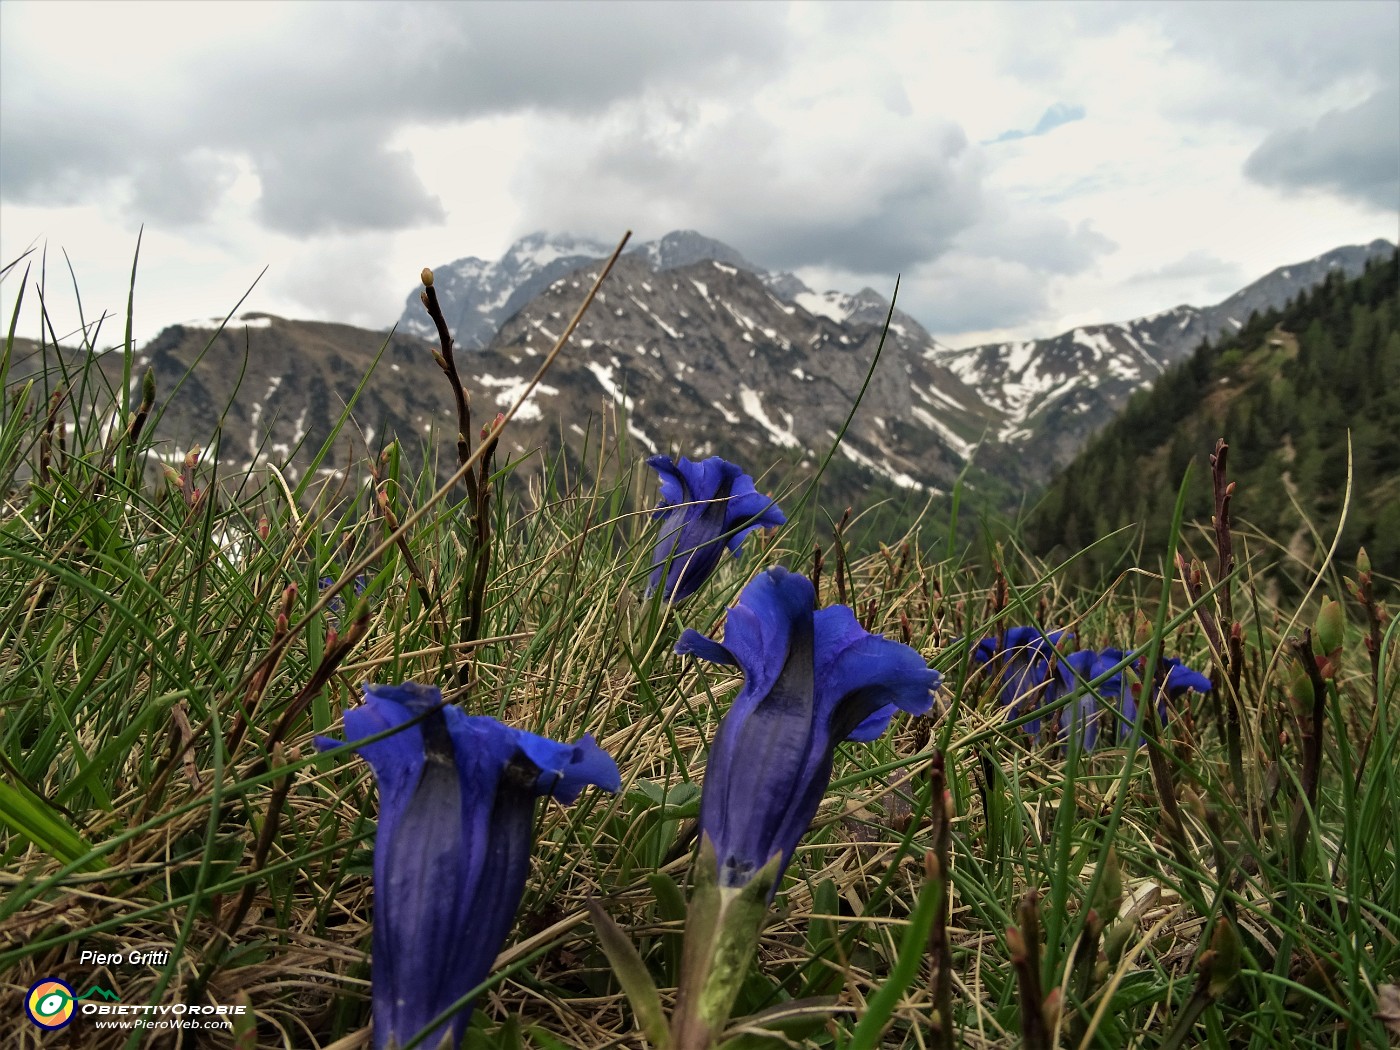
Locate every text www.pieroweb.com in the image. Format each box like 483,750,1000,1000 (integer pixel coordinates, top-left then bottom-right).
84,1002,247,1030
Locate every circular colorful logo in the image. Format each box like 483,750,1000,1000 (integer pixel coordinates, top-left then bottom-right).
25,978,76,1030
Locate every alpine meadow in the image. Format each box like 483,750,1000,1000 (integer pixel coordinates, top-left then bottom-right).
1,229,1397,1050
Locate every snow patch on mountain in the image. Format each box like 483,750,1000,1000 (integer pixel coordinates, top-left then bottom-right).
794,290,852,323
477,374,560,422
739,386,800,448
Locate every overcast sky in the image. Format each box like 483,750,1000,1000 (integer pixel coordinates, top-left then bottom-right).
2,0,1396,351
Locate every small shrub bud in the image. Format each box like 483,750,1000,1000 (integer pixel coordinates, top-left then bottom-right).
1287,659,1315,707
1005,925,1027,962
1097,847,1124,923
1135,611,1152,647
421,267,434,287
1103,917,1134,965
924,849,940,880
1206,918,1241,999
1315,597,1344,657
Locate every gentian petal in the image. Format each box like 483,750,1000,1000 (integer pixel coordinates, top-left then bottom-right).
674,628,739,668
1053,650,1108,749
677,567,813,717
814,604,938,739
847,703,899,742
317,683,620,1050
1161,657,1212,699
513,730,623,803
646,455,785,603
697,568,819,889
685,568,939,895
970,627,1070,737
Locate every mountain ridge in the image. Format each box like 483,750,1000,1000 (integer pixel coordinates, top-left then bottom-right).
16,236,1393,516
400,231,1393,483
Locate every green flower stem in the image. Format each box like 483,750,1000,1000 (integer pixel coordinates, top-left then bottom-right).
671,838,780,1050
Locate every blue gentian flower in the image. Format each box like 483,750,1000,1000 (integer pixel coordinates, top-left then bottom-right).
316,683,621,1050
1050,650,1211,749
1116,655,1213,739
319,573,368,622
970,626,1072,736
646,455,786,603
1160,657,1212,700
676,567,939,893
1050,648,1125,750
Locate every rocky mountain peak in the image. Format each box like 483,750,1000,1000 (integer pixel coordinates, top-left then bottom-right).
397,230,808,353
634,230,758,271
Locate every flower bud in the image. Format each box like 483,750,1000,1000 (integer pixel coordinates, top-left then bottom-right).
1095,847,1124,924
1287,658,1314,707
420,267,434,287
1315,597,1344,657
1206,918,1241,1000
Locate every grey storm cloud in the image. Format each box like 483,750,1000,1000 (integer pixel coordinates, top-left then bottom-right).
1008,3,1398,130
755,153,984,274
1142,1,1398,98
1128,249,1243,287
966,213,1114,277
1244,88,1400,212
128,152,241,229
900,211,1115,334
250,130,447,236
0,2,789,235
789,202,1115,339
517,107,986,276
908,257,1055,336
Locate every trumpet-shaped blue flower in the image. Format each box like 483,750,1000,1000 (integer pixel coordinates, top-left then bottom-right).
1159,657,1213,700
1050,648,1125,749
970,626,1072,736
1050,650,1211,749
676,567,939,893
319,573,368,624
316,683,620,1050
1117,655,1213,738
647,455,786,603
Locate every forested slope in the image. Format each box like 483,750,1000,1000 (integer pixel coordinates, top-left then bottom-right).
1029,251,1399,587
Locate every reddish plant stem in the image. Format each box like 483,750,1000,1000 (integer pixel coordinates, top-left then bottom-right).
1009,891,1051,1050
926,752,955,1050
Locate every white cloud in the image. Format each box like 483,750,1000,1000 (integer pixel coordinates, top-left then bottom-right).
0,0,1393,350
